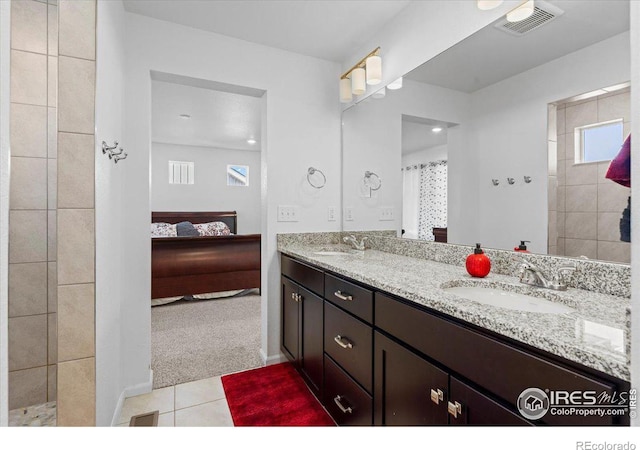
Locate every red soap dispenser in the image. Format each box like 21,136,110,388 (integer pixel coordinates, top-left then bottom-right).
466,243,491,278
514,240,530,253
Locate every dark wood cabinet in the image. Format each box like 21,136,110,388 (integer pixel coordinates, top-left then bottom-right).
280,254,629,427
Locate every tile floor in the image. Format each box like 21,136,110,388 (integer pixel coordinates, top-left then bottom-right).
118,376,234,427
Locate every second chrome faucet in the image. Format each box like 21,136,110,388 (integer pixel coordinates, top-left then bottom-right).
517,259,576,291
343,235,367,251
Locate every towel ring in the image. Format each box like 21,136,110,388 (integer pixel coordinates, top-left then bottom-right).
364,171,382,191
307,167,326,189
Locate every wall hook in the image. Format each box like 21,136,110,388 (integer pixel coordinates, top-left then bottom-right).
113,152,128,164
507,178,515,185
102,141,118,154
524,176,532,183
491,179,499,186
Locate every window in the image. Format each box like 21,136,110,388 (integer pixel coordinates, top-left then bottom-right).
575,120,624,164
168,161,194,184
227,165,249,187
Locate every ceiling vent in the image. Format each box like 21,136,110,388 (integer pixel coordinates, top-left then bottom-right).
494,1,564,36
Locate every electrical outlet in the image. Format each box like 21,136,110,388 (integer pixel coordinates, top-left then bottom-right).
327,206,337,222
277,205,299,222
379,206,394,221
344,206,354,221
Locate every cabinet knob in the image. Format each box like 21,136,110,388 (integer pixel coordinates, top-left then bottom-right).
334,335,354,349
430,388,444,405
334,290,353,301
291,292,297,301
333,395,353,414
447,401,462,419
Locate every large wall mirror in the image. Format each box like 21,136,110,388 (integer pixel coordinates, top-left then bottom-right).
342,0,631,264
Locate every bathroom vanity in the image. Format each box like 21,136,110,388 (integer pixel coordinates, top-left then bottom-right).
278,234,631,427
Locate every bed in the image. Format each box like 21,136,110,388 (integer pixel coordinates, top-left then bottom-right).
151,211,261,304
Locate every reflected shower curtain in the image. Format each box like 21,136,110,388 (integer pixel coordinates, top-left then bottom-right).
402,165,420,239
418,160,448,241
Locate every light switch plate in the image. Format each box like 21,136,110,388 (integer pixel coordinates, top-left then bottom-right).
344,206,354,221
379,206,394,221
277,205,299,222
327,206,337,221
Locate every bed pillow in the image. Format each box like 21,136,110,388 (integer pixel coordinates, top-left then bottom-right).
194,221,231,236
176,221,200,237
151,222,177,238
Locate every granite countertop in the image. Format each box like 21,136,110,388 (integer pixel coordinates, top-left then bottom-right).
278,241,630,382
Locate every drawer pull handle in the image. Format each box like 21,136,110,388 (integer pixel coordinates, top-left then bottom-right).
447,401,462,419
334,335,353,349
291,292,296,300
430,388,444,405
333,395,353,414
334,290,353,301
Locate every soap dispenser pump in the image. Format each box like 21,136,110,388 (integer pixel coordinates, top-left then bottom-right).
514,240,531,253
466,243,491,278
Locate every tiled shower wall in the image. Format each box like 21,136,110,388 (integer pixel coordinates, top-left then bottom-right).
548,88,631,263
8,0,58,411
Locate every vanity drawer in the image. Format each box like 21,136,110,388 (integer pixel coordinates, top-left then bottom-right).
324,301,373,393
375,292,619,426
325,273,373,323
324,354,373,426
281,255,324,297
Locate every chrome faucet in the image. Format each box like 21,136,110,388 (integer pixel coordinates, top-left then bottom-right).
517,260,576,291
343,235,367,251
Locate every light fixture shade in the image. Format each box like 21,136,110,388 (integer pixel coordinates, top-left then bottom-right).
365,55,382,85
506,0,534,22
388,77,403,90
340,78,352,103
477,0,503,10
351,68,366,95
372,87,386,99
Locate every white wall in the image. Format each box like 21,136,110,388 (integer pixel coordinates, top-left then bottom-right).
95,0,126,426
121,12,341,390
402,144,448,167
463,32,630,254
151,143,261,234
0,0,10,427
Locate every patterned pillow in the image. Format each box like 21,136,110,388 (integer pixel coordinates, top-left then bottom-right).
151,222,177,238
193,221,231,236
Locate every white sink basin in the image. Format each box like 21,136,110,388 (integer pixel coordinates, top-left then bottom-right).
314,251,351,256
444,286,575,314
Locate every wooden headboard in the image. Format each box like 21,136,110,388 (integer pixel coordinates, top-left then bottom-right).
152,211,238,234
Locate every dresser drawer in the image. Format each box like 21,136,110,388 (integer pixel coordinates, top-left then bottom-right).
324,354,373,426
324,301,373,393
281,254,324,297
375,292,619,426
325,273,373,323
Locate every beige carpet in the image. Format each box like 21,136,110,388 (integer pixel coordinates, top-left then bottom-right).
151,293,263,389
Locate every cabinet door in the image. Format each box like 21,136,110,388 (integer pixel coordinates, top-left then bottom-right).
374,332,448,426
281,277,299,363
448,376,532,426
299,285,324,397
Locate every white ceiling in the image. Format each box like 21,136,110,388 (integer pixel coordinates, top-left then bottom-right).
402,115,454,155
151,80,263,151
406,0,630,93
122,0,411,62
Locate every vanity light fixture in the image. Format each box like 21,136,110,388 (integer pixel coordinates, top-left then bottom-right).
340,47,382,103
432,127,443,133
388,77,403,90
477,0,503,10
507,0,534,22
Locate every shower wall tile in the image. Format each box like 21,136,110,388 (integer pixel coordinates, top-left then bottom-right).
57,284,94,362
57,209,94,285
57,358,95,426
48,210,57,262
598,241,630,264
9,210,48,263
598,212,624,242
48,365,57,402
10,50,47,106
565,100,597,133
598,92,630,123
48,313,58,366
48,107,58,158
9,315,48,371
564,238,597,260
48,56,58,107
8,262,48,318
565,162,598,186
48,160,57,210
11,0,48,54
48,4,59,56
9,367,48,410
565,212,597,240
9,156,48,210
565,184,597,212
58,133,95,208
58,0,96,60
58,56,95,134
598,182,631,213
10,103,47,157
556,105,566,135
48,262,58,313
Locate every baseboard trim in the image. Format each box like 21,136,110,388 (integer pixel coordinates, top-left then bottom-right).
260,349,287,366
110,369,153,427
